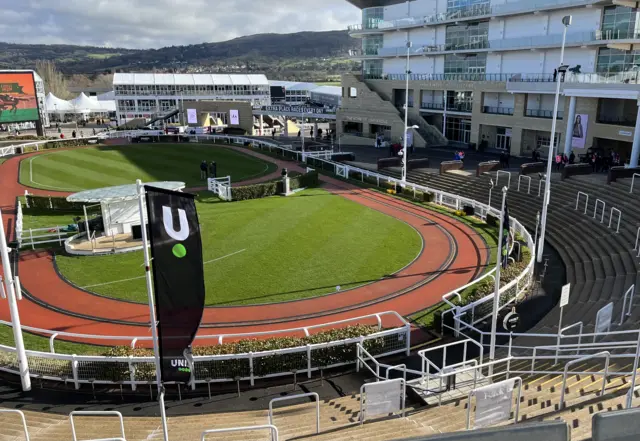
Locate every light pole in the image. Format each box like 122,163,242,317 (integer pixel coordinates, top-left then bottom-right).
489,178,494,208
401,124,419,183
537,15,572,264
489,186,508,378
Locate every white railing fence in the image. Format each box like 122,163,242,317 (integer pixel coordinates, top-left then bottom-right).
0,409,30,441
268,393,320,439
517,175,531,194
631,173,640,194
69,411,126,441
0,145,15,158
207,176,232,201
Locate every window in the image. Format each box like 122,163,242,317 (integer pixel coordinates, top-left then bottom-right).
444,53,486,73
362,35,383,56
445,22,489,50
536,133,561,150
362,7,383,30
596,47,640,74
363,59,383,79
601,5,640,39
447,0,490,13
349,87,358,98
446,91,473,112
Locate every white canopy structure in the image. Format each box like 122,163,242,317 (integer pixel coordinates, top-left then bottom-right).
45,92,116,115
45,92,73,113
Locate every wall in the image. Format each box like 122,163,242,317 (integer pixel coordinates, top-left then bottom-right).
543,48,597,73
548,8,601,34
501,51,544,74
410,27,437,46
185,100,254,134
384,58,407,75
384,3,409,21
384,31,408,48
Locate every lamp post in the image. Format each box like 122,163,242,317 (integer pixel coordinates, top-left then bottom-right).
489,186,508,378
537,15,572,264
401,124,419,183
401,40,412,184
489,179,494,208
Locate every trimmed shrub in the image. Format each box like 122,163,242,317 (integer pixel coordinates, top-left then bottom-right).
289,171,319,191
100,325,386,381
231,182,280,201
486,213,498,227
25,195,86,211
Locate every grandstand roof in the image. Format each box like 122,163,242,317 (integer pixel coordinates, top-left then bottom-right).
345,0,412,9
113,73,269,86
269,81,341,96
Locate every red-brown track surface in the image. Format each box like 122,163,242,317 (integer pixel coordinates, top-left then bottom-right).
0,145,490,347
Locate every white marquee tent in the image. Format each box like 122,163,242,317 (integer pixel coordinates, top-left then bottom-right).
45,92,115,115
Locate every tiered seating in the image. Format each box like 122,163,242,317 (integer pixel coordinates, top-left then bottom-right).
3,360,639,441
383,167,639,339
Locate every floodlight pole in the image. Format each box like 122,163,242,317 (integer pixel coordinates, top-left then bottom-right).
401,40,411,185
538,16,571,263
0,208,31,391
136,180,170,441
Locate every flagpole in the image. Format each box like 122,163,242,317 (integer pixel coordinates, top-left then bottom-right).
136,180,170,441
489,187,508,379
0,209,31,391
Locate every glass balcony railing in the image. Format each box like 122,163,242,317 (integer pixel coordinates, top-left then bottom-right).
597,115,636,127
483,106,514,115
421,102,445,110
348,0,597,33
526,109,564,119
447,102,473,113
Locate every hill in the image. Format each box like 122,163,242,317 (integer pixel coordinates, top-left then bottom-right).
0,30,359,81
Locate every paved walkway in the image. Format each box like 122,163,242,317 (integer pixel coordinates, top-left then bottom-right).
0,144,489,347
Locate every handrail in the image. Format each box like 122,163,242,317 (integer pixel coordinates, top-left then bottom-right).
357,343,382,380
496,170,511,188
620,285,636,326
0,409,30,441
201,425,278,441
575,191,589,214
269,392,319,438
419,338,484,373
386,364,407,383
627,383,640,409
538,178,546,197
594,199,606,223
466,377,522,430
560,321,583,355
517,175,531,194
609,207,622,233
631,173,640,193
559,351,610,408
69,411,126,441
635,227,640,252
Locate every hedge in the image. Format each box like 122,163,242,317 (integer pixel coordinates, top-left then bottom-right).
25,195,86,211
90,325,385,382
229,172,319,201
20,139,95,154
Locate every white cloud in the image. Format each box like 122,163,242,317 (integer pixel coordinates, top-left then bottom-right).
0,0,361,49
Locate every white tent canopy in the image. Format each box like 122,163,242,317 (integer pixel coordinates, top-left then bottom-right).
45,92,73,113
45,92,115,115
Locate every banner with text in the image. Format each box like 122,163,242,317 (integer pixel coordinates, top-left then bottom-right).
571,113,588,150
230,109,239,125
145,186,205,383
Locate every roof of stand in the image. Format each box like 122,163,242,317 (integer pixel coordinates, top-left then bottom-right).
67,182,185,203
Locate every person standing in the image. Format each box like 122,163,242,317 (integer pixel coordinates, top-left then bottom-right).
555,153,562,171
209,161,217,178
72,130,76,138
569,151,575,164
200,160,208,180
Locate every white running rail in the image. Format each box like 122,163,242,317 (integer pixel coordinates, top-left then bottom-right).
269,393,320,438
0,409,30,441
69,411,126,441
0,146,16,157
575,191,589,214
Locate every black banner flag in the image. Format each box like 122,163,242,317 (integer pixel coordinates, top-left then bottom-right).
145,186,205,383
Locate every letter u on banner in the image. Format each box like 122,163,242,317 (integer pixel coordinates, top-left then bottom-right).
145,186,205,383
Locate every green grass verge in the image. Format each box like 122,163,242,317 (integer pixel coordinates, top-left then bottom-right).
56,187,422,306
19,143,277,191
0,324,103,355
0,158,7,166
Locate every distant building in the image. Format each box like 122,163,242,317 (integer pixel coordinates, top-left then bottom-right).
269,81,341,107
112,73,270,123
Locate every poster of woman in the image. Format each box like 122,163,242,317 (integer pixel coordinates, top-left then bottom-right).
571,114,588,149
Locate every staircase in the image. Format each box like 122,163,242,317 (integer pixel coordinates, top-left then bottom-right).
3,360,639,441
407,108,447,146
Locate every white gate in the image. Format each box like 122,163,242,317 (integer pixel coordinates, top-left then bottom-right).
336,164,348,179
208,176,232,201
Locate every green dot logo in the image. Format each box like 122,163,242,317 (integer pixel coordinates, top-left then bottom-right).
172,244,187,258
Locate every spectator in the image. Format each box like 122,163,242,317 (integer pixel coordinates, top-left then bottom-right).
72,130,76,138
200,160,208,180
209,161,217,178
590,154,597,172
505,152,511,168
459,151,465,162
60,133,65,139
555,154,562,171
569,152,575,164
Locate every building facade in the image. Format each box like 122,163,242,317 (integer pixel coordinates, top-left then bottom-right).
340,0,640,166
113,73,270,123
269,81,342,108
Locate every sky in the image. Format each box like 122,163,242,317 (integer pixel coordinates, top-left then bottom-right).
0,0,361,49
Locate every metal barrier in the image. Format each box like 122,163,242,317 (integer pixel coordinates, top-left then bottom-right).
466,377,522,430
631,173,640,193
609,207,622,233
0,145,16,157
207,176,232,201
575,191,589,214
69,411,126,441
201,425,278,441
517,175,531,194
594,199,606,223
268,393,319,439
496,170,511,188
538,178,546,197
620,285,636,326
560,322,583,355
636,227,640,252
359,378,406,425
559,352,610,408
0,409,30,441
